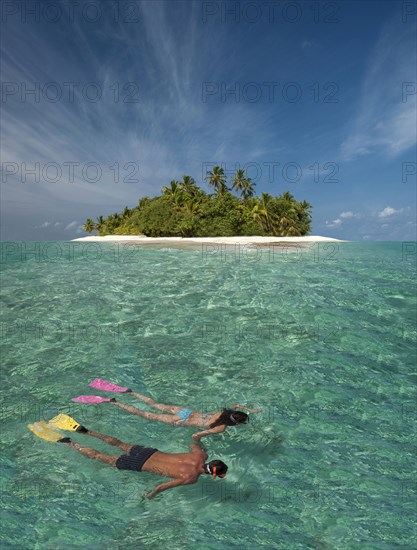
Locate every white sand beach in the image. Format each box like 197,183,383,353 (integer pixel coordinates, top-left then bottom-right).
72,235,347,244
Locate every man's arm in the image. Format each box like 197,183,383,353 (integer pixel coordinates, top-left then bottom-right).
192,424,226,440
230,404,262,413
143,478,194,499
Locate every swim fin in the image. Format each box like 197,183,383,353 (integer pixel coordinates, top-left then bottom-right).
28,421,69,443
89,378,131,393
48,413,87,433
72,395,115,404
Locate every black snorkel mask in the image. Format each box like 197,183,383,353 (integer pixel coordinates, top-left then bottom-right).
206,463,226,479
230,412,249,424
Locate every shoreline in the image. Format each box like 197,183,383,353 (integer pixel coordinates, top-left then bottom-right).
71,235,344,249
72,235,347,245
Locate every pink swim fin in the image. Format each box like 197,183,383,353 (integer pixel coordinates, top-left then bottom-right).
72,395,115,404
89,378,131,393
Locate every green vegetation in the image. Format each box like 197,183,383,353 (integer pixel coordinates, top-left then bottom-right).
83,167,312,237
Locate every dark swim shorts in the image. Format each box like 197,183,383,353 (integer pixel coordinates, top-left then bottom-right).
115,445,158,472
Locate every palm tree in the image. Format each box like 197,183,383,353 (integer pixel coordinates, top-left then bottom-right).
297,199,312,235
299,199,312,212
231,169,246,195
162,180,181,200
182,175,198,197
83,218,95,234
122,206,131,219
276,194,299,236
281,191,295,202
96,215,105,234
162,180,185,210
205,166,228,196
251,202,268,233
231,169,255,202
278,209,299,235
104,213,121,232
260,193,275,234
183,199,201,216
241,178,255,202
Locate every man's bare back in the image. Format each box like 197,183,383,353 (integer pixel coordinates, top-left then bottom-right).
143,445,206,479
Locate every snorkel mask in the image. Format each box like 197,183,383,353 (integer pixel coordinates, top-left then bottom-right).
212,466,226,479
206,463,227,479
230,412,249,424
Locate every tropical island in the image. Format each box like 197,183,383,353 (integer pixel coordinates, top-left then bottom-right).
82,167,313,238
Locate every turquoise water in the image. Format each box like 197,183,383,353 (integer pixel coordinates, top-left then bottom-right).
1,241,416,549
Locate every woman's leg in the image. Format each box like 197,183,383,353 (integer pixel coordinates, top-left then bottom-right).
61,441,118,467
85,430,133,453
112,402,181,425
130,392,183,414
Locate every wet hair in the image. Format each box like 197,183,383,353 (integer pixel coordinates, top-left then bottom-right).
209,408,249,429
206,460,228,477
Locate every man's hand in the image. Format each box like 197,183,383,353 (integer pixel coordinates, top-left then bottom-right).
143,479,187,499
192,433,201,441
142,486,158,499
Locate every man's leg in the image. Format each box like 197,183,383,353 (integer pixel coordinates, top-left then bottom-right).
61,441,118,467
83,430,133,453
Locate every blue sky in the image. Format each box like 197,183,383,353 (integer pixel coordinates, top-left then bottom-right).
1,0,416,240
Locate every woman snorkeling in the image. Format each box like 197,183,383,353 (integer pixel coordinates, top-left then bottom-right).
73,379,261,439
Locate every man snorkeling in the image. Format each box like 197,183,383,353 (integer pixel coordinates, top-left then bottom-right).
28,415,228,499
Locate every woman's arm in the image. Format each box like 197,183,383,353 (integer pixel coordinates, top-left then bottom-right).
230,404,262,413
192,425,226,440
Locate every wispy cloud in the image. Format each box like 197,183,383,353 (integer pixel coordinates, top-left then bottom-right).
340,16,417,160
64,221,78,230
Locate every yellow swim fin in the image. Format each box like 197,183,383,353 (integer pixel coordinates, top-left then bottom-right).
28,421,67,443
47,413,86,432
